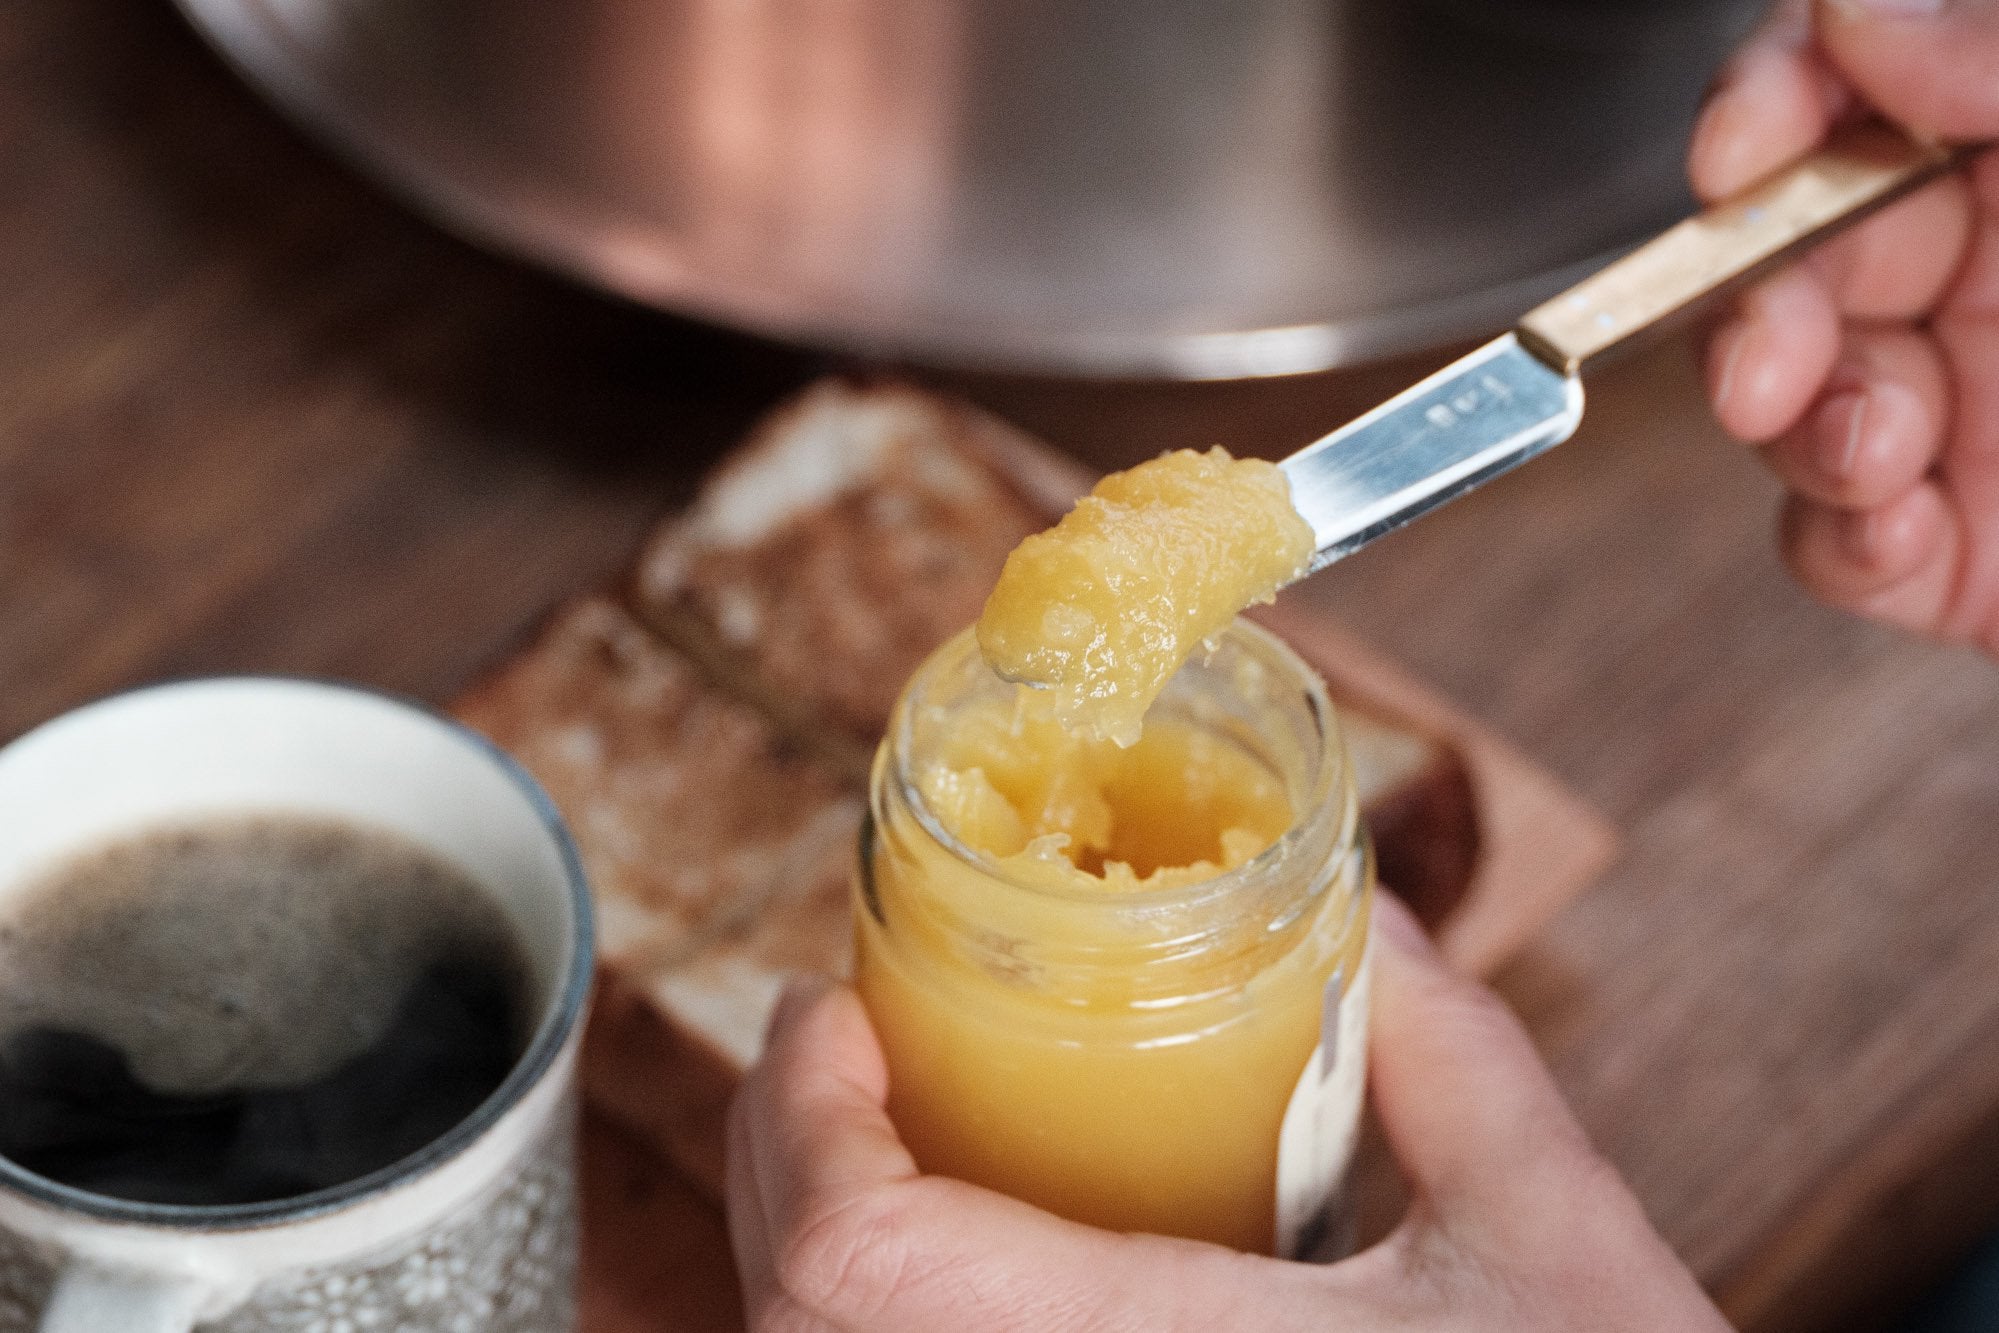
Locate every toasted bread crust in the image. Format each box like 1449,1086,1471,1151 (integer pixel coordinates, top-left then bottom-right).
454,595,858,972
634,381,1050,746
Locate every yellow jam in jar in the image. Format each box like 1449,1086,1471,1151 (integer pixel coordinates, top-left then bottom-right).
916,694,1291,894
855,625,1372,1255
975,447,1314,746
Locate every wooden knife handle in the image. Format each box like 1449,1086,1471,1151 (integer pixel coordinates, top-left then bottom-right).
1517,121,1972,376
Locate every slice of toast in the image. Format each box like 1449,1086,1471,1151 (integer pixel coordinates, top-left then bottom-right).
633,380,1051,752
452,596,862,976
455,378,1551,1197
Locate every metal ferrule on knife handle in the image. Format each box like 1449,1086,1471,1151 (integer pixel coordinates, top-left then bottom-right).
1516,121,1964,377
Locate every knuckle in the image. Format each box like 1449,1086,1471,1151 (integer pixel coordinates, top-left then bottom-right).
776,1186,921,1321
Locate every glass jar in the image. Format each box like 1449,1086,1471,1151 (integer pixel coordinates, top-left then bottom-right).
854,621,1374,1258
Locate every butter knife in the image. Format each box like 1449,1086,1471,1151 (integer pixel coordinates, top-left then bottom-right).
1281,122,1976,573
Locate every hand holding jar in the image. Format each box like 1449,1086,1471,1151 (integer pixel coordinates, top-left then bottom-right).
1691,0,1999,654
724,893,1726,1333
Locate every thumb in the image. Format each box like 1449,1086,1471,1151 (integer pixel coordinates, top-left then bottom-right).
1360,901,1728,1327
1365,893,1616,1238
728,980,1333,1333
1818,0,1999,140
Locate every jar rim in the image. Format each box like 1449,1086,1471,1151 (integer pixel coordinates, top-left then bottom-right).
881,619,1354,916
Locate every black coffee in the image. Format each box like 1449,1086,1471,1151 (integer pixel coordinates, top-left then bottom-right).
0,815,534,1207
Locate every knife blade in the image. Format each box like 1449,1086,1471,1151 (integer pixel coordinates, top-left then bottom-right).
1279,121,1974,576
1280,333,1579,574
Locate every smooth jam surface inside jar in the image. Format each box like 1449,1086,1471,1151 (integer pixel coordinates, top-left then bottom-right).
854,624,1372,1255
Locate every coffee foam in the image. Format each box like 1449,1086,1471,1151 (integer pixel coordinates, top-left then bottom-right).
0,815,521,1096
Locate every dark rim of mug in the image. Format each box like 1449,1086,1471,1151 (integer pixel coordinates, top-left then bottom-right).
0,675,596,1231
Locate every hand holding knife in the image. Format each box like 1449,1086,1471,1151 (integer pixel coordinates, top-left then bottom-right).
1280,123,1983,575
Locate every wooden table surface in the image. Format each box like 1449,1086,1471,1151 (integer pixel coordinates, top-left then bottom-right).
11,3,1999,1329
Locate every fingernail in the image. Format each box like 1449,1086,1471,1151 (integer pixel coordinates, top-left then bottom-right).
1372,891,1438,959
1687,99,1742,201
1818,391,1869,481
1709,322,1749,420
1825,0,1944,18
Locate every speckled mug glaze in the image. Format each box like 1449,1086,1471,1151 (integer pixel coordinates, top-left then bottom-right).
0,679,593,1332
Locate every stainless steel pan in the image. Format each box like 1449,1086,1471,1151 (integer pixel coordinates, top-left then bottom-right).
177,0,1765,377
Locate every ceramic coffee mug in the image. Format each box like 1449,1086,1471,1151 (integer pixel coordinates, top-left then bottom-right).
0,678,592,1332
